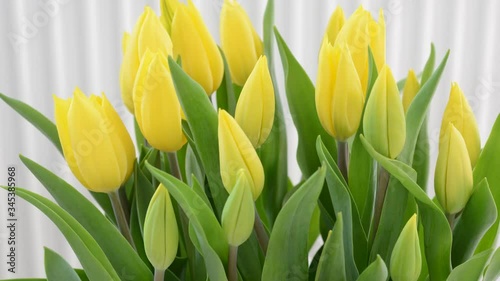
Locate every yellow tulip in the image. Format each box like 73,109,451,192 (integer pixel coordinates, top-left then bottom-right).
369,9,386,71
171,0,224,95
315,41,364,141
235,56,275,148
324,6,345,44
160,0,180,34
218,110,264,200
54,88,135,193
220,0,263,86
363,65,406,159
390,214,421,281
221,170,255,247
133,50,186,152
402,69,420,114
144,184,179,270
120,6,173,113
439,82,481,166
435,123,474,214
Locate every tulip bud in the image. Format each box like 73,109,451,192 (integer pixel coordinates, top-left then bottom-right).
144,184,179,270
133,50,186,152
390,214,421,281
120,6,173,113
160,0,180,34
218,110,265,200
54,88,135,193
315,42,364,141
220,0,263,86
402,69,420,114
369,9,386,71
363,65,406,159
324,6,345,47
440,82,481,166
221,170,255,247
235,56,275,148
171,0,224,95
435,123,473,214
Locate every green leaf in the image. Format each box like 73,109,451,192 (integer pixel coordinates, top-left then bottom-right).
44,248,81,281
315,213,346,281
168,56,227,216
475,114,500,252
361,135,452,280
20,156,152,280
452,178,497,266
421,43,436,85
356,255,388,281
185,145,205,187
1,187,120,281
216,48,237,115
134,164,155,232
262,167,326,281
74,269,90,281
447,250,493,281
0,92,62,154
317,137,366,279
133,117,145,152
129,199,152,269
484,247,500,281
274,27,336,178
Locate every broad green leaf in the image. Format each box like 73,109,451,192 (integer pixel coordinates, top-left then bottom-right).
262,167,326,281
168,57,227,216
421,43,436,85
475,114,500,252
134,164,155,232
74,269,90,281
129,199,152,269
191,175,212,211
1,187,120,281
361,136,452,280
44,248,81,281
447,250,492,281
356,255,388,281
484,247,500,281
216,48,237,115
317,137,366,278
20,156,152,280
315,213,346,281
0,92,62,153
452,178,497,266
274,27,336,178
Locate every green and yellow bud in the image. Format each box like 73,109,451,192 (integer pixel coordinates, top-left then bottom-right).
171,0,224,95
160,0,180,34
144,184,179,270
218,110,265,200
402,69,420,114
363,65,406,159
315,42,364,141
435,123,474,214
440,82,481,166
133,50,186,152
120,6,173,113
324,6,345,45
235,56,275,148
220,0,263,86
221,171,255,247
54,88,135,193
390,214,421,281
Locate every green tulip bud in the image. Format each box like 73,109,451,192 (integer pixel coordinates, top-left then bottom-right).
390,214,421,281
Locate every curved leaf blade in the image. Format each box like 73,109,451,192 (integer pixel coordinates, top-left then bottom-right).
44,248,81,281
356,255,388,281
447,250,492,281
315,213,346,281
484,247,500,281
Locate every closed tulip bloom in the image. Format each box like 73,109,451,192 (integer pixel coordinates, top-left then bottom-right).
220,0,263,86
369,9,386,71
316,41,364,141
324,6,345,50
133,50,186,152
218,110,265,200
144,184,179,270
435,124,474,214
390,214,421,281
160,0,180,34
440,82,481,166
402,69,420,114
363,65,406,159
171,0,224,95
54,88,135,193
222,171,255,247
235,56,275,148
120,6,173,113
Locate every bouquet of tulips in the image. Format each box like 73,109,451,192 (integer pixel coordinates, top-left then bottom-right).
2,0,500,280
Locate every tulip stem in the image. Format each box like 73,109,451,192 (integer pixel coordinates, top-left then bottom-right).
228,246,238,281
254,210,269,254
154,268,165,281
370,165,390,246
446,213,456,230
109,190,136,250
337,141,349,182
167,152,183,181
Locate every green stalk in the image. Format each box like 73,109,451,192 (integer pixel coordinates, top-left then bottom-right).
228,246,238,281
109,190,136,250
254,209,269,254
154,268,165,281
370,165,390,246
337,141,349,182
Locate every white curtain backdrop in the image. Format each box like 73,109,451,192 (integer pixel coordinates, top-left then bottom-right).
0,0,499,278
